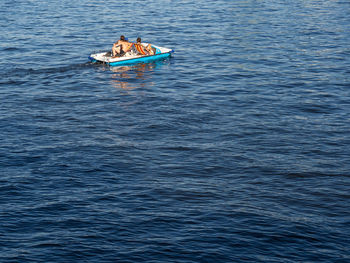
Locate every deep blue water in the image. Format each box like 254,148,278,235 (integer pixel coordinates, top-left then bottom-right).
1,0,350,262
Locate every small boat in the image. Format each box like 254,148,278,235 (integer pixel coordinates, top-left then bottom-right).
88,44,174,67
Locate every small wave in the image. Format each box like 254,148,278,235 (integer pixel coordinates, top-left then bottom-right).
296,103,338,114
29,62,93,75
29,242,63,249
2,47,20,51
1,62,93,79
284,172,350,178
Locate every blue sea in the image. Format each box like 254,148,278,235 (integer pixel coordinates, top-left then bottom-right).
1,0,350,262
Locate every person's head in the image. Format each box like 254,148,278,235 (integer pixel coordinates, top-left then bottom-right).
120,35,125,41
136,37,141,43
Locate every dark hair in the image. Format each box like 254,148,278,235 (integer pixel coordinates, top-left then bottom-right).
137,37,141,43
120,35,125,41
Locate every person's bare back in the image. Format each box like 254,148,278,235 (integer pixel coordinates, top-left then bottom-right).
118,40,132,52
112,35,133,57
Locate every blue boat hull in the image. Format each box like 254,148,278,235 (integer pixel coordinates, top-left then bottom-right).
108,52,172,66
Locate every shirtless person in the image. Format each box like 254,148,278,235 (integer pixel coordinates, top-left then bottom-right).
112,35,133,57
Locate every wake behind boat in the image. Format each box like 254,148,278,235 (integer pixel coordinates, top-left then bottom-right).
89,43,174,67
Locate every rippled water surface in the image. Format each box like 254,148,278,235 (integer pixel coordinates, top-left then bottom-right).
1,0,350,262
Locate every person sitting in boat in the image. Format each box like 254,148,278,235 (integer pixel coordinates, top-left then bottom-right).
112,35,133,57
134,37,155,56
